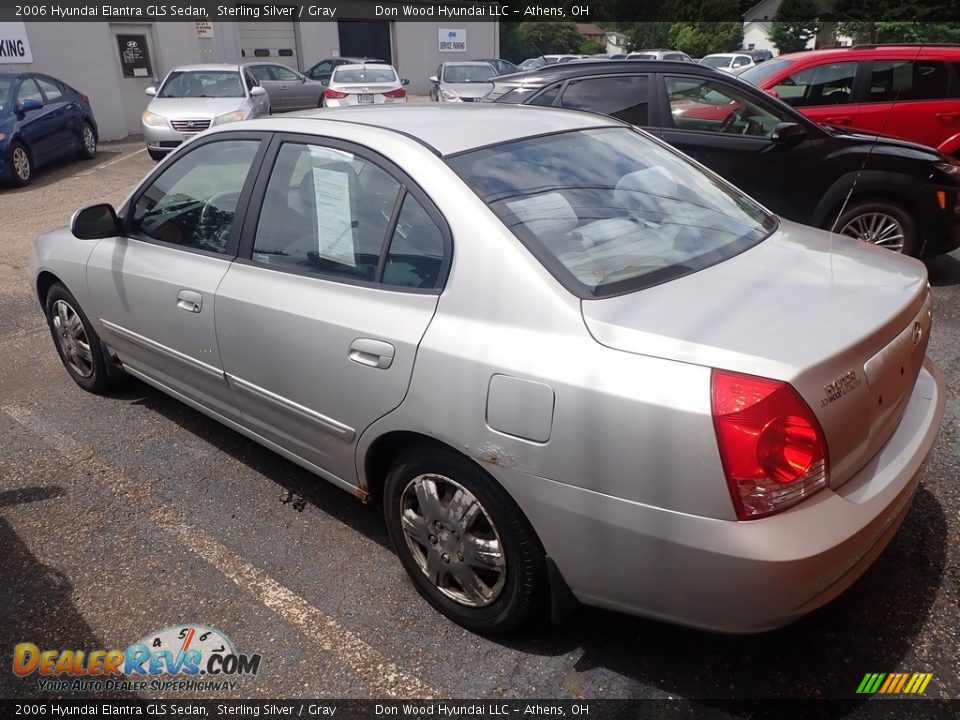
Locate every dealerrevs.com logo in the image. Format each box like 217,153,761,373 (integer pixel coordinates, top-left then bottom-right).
13,624,262,693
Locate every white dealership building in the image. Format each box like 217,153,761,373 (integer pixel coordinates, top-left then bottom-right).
0,12,499,141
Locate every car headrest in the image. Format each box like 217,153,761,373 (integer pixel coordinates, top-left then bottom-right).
506,192,579,238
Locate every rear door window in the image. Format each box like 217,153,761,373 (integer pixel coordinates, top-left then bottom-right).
773,62,857,107
35,77,64,102
558,75,650,125
867,60,949,102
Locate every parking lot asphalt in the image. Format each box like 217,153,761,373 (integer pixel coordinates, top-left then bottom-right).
0,139,958,711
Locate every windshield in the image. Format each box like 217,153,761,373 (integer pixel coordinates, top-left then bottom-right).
520,58,546,69
447,128,776,297
159,71,244,98
443,65,496,83
332,67,397,83
738,58,795,86
0,78,12,112
700,56,732,69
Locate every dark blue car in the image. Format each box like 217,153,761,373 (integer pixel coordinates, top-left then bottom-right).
0,72,98,187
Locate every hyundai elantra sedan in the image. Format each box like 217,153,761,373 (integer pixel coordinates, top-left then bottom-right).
31,106,945,634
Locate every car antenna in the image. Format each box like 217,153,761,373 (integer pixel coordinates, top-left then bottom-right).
829,43,926,245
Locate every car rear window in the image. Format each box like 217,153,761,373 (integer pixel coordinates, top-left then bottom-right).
868,60,949,102
738,58,795,86
447,127,777,298
332,67,397,84
159,71,244,98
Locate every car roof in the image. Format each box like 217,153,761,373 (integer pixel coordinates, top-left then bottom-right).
442,61,498,67
172,64,241,72
776,45,960,62
228,105,620,156
702,53,745,59
501,59,726,82
334,63,394,71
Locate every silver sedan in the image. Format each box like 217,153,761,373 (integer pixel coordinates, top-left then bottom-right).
32,106,944,634
322,64,408,107
141,64,270,162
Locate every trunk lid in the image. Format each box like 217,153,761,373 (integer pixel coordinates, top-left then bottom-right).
581,220,931,489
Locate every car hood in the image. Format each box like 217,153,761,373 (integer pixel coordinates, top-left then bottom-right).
443,82,494,99
581,219,931,489
825,127,943,158
146,97,247,119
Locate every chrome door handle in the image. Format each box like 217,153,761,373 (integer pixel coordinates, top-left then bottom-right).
176,289,202,313
348,338,395,369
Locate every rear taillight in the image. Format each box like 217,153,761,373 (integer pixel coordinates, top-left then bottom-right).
383,87,406,98
324,88,348,99
711,369,829,520
79,94,90,104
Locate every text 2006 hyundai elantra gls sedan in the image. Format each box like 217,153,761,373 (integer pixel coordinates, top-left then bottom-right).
30,106,944,634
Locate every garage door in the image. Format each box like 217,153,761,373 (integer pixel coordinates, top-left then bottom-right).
338,20,392,64
239,19,298,69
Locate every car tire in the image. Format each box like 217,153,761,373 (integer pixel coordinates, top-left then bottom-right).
147,149,166,162
831,199,919,256
77,122,97,159
383,446,547,634
8,141,32,186
44,283,114,394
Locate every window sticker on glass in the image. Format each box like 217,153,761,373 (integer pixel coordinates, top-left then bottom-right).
309,149,355,267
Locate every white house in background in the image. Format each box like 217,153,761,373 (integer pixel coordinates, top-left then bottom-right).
741,0,850,55
605,31,630,55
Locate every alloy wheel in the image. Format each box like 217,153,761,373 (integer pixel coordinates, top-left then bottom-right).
83,126,96,155
399,473,506,607
12,147,30,181
839,212,905,253
51,300,94,378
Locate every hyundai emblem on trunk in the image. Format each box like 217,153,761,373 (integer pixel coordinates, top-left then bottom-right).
913,322,923,345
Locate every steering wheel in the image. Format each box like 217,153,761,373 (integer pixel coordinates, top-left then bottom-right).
198,190,242,251
719,108,740,133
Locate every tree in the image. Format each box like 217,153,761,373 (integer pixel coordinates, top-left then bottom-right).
667,22,743,56
581,38,608,54
518,21,586,55
770,0,821,54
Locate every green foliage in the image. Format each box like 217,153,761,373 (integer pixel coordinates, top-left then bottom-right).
667,22,743,56
581,38,608,54
770,0,821,54
518,21,588,55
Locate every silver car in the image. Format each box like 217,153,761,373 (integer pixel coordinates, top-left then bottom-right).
244,62,325,112
430,62,497,102
141,64,269,161
32,106,944,634
322,64,408,107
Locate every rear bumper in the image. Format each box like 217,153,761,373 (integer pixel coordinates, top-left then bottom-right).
491,359,945,633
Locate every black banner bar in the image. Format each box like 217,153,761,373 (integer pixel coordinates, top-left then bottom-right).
3,1,960,22
1,699,959,720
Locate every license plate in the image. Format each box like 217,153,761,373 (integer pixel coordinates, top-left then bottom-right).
181,133,196,140
357,94,374,104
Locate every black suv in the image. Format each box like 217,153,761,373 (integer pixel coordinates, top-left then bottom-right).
487,61,960,256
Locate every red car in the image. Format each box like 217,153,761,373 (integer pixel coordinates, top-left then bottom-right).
738,45,960,155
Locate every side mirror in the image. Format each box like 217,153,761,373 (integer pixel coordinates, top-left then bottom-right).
251,86,267,97
770,122,807,145
18,98,42,113
429,76,438,83
401,78,410,86
145,86,157,97
71,204,120,240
